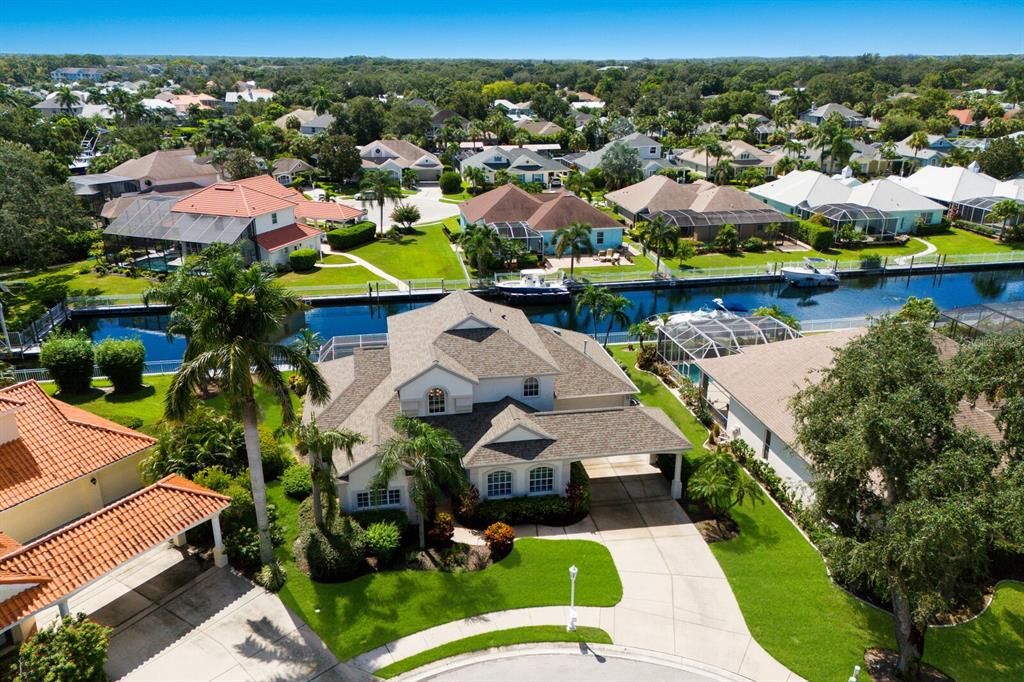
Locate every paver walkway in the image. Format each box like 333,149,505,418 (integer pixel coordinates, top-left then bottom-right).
319,244,408,291
356,456,801,682
895,237,937,264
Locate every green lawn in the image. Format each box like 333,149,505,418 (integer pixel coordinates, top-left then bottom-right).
347,220,465,281
679,239,928,270
319,254,354,265
608,345,1024,681
278,264,379,288
374,626,613,678
924,227,1024,255
42,374,300,436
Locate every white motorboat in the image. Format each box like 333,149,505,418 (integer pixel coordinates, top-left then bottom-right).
781,258,840,287
495,269,571,300
652,298,747,326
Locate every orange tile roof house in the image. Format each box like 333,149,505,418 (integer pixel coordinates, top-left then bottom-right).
459,184,625,255
104,174,365,268
0,382,231,643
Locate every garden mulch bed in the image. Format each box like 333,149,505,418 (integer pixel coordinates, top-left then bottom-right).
682,502,739,543
864,648,951,682
394,543,491,573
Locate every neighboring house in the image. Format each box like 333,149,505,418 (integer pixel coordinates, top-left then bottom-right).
459,184,625,254
0,381,229,644
799,103,867,127
273,108,318,130
893,134,956,168
570,91,605,110
605,175,715,223
654,183,795,243
105,174,364,266
889,165,1000,205
300,113,335,136
494,99,533,121
224,84,275,113
515,119,564,137
272,157,313,185
750,170,943,235
360,139,443,182
50,67,110,82
166,93,219,115
573,132,664,176
948,109,980,131
428,110,468,143
949,178,1024,226
459,146,569,188
309,292,691,518
675,140,781,176
696,330,1001,500
32,91,87,117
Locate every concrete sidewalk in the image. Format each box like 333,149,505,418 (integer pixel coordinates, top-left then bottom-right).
354,456,800,682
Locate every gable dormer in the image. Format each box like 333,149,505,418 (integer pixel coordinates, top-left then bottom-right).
448,314,491,331
489,420,555,444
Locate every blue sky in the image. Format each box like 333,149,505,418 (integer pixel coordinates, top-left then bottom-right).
2,1,1022,59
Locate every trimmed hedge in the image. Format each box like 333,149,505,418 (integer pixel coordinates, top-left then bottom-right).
349,508,410,529
95,338,145,393
39,331,94,395
460,462,591,528
289,248,319,272
799,222,834,251
281,464,312,499
439,171,463,194
326,221,376,250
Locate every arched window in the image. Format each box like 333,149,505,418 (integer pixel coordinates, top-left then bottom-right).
529,467,554,494
487,470,513,498
426,387,447,414
522,377,540,398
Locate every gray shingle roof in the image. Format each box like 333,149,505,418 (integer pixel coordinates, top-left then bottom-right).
535,325,637,398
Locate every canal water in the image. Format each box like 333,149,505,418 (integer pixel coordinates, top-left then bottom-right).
71,269,1024,363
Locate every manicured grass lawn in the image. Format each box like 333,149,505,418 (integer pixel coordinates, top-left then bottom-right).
319,254,354,265
679,239,928,270
374,626,613,678
924,227,1024,255
608,345,1024,681
278,265,379,287
267,483,621,661
348,221,465,281
42,374,300,435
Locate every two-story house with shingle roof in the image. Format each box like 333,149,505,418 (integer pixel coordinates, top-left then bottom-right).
309,292,691,518
360,140,443,182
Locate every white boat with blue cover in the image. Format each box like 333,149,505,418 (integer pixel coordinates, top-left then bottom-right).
495,269,571,299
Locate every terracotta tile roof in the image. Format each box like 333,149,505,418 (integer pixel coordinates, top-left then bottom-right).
0,382,156,511
0,533,22,556
255,223,323,252
230,174,304,201
294,200,366,223
173,182,296,218
948,108,975,126
0,475,229,631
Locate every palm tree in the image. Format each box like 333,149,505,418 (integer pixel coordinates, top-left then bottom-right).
291,328,324,360
493,169,511,186
311,86,333,115
711,159,733,186
563,170,594,202
774,156,797,176
401,168,418,190
782,139,806,161
695,136,722,175
552,222,593,278
158,248,330,565
467,121,485,149
639,215,677,270
293,418,365,528
908,130,930,167
462,165,486,190
372,415,466,548
600,293,632,346
628,321,655,349
687,447,764,534
55,86,80,113
459,224,500,275
989,199,1024,238
575,285,608,339
360,170,404,233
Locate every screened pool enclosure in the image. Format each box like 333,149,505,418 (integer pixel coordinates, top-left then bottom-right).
798,202,900,240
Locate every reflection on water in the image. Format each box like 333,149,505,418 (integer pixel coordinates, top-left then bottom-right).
71,268,1024,363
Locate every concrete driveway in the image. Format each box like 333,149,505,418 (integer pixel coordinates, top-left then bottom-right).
355,184,461,228
53,546,368,682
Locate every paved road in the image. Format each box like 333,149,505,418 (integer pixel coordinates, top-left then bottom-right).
356,184,461,228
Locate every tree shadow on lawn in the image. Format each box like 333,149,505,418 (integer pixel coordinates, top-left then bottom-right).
711,500,783,555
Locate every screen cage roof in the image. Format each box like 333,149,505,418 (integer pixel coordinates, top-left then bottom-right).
657,208,794,228
105,196,253,245
655,311,801,367
938,301,1024,338
953,196,1024,212
805,202,890,223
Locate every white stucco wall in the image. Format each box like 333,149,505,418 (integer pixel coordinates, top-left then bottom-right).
259,234,321,268
475,376,554,409
339,461,416,520
468,460,571,500
253,207,296,235
398,366,475,416
724,400,814,502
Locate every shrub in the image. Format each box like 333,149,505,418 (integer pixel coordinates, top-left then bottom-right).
349,508,409,530
142,408,245,482
741,237,765,252
799,222,834,251
255,561,287,592
281,464,312,499
439,170,463,194
259,428,295,481
39,331,94,395
860,252,882,269
288,373,308,396
301,517,366,582
15,613,110,682
326,221,376,250
428,511,455,548
484,522,515,559
225,526,264,573
636,344,658,370
711,224,739,252
365,521,402,565
517,252,541,269
192,466,235,493
289,247,319,272
94,337,145,393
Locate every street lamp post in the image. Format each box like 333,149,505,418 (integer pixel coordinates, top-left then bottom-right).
567,565,578,632
848,664,861,682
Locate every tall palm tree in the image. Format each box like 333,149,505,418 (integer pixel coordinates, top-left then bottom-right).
782,139,806,160
311,86,333,116
293,418,365,528
989,199,1024,237
640,215,677,270
564,170,594,202
401,168,418,189
372,415,466,548
908,130,930,167
575,285,607,339
360,170,404,233
711,159,733,186
157,248,330,565
462,165,486,190
628,321,655,349
774,156,797,176
459,224,500,275
552,222,593,279
291,328,324,360
55,85,80,113
600,293,632,346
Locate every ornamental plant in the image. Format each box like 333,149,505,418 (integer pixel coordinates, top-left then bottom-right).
15,613,110,682
484,521,515,560
39,330,94,395
95,337,146,393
